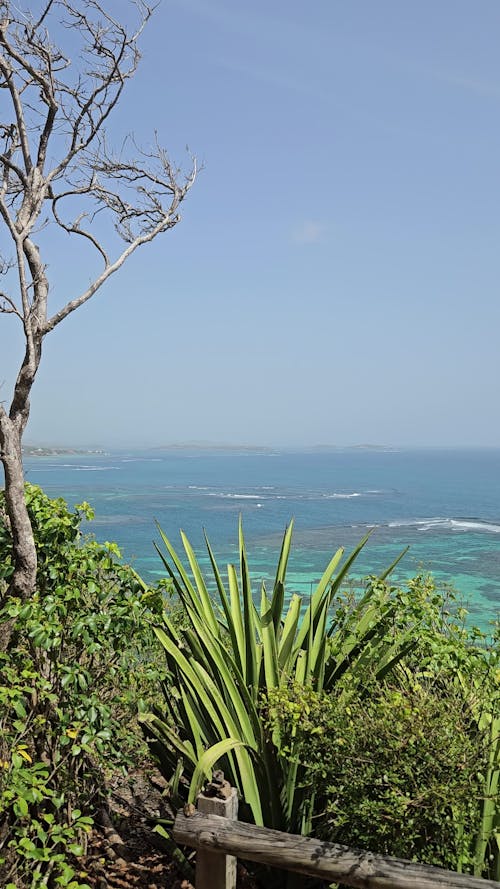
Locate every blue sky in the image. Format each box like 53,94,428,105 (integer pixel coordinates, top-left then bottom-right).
3,0,500,447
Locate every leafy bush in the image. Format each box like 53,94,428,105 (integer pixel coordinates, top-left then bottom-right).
0,485,164,889
266,679,488,875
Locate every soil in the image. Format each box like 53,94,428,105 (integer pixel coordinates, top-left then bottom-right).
80,767,259,889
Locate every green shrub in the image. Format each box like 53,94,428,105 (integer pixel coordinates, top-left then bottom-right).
0,485,164,889
266,679,488,875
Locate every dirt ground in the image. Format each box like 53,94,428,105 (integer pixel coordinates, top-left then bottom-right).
80,768,259,889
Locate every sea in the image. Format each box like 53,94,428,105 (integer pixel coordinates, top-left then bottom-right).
23,447,500,630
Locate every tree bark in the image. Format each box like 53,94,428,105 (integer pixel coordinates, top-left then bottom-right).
0,413,37,650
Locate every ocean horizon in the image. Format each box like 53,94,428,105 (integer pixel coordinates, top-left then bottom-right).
22,445,500,629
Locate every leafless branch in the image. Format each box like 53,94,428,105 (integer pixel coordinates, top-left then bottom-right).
0,292,21,317
0,34,33,174
45,152,196,332
50,179,110,265
0,0,196,607
0,251,15,275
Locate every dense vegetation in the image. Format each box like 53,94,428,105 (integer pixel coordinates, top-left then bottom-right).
0,486,165,889
144,524,500,882
1,487,499,887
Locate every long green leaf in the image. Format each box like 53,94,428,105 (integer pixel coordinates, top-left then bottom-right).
187,610,259,743
271,521,294,630
154,626,244,745
141,713,196,764
379,546,409,581
228,563,246,680
295,545,344,651
239,517,258,690
180,530,219,634
204,531,236,638
260,583,279,691
188,738,245,804
310,596,329,691
156,525,218,633
278,594,302,673
152,626,265,821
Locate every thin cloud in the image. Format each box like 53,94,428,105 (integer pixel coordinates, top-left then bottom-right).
212,55,312,97
292,220,326,245
398,57,500,101
436,71,500,100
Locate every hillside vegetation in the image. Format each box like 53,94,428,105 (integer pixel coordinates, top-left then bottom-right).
0,487,498,888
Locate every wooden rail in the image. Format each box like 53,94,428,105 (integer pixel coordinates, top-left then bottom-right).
174,808,500,889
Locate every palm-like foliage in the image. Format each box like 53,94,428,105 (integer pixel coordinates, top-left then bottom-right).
141,520,412,833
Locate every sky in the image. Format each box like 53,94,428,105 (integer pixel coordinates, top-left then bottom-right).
2,0,500,448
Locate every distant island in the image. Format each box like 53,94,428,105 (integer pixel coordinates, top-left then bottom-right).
22,442,398,456
152,442,279,454
23,446,105,457
152,442,399,453
22,441,406,457
305,443,398,452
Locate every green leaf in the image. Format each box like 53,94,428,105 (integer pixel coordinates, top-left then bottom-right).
271,521,294,630
239,517,259,691
260,584,279,691
180,530,219,635
188,738,245,803
15,796,29,817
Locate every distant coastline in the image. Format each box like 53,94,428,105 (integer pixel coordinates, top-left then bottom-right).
21,442,498,457
152,442,397,454
22,446,105,457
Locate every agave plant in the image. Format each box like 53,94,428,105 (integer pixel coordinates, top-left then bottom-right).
140,519,412,834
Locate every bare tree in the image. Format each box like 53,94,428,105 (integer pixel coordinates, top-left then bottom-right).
0,0,195,643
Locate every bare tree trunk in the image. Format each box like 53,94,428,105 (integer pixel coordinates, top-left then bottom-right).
0,235,45,643
0,414,37,650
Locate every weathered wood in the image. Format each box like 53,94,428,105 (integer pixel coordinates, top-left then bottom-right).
174,811,500,889
195,787,239,889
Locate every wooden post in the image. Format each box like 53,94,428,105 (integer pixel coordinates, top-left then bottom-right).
195,777,238,889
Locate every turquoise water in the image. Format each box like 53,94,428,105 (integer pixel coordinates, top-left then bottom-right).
24,447,500,627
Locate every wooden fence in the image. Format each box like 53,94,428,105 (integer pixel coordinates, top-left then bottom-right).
174,784,500,889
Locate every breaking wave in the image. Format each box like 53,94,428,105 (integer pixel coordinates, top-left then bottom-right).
388,517,500,534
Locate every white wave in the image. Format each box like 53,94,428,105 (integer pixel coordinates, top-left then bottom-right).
29,464,119,472
319,490,390,500
389,517,500,534
449,519,500,533
193,489,267,500
70,465,120,471
388,519,426,528
322,492,362,499
217,493,264,500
